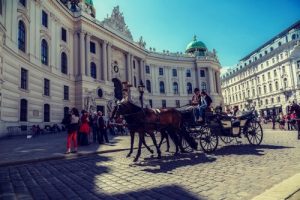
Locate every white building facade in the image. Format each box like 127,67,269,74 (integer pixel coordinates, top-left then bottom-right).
0,0,222,136
221,21,300,117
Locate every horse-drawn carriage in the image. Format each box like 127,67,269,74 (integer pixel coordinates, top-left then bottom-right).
111,99,263,161
180,108,263,153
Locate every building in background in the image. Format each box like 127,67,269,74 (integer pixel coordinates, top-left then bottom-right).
0,0,222,136
221,21,300,117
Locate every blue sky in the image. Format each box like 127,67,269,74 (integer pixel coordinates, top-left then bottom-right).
93,0,300,67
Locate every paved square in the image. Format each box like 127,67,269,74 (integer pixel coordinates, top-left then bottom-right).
1,130,300,200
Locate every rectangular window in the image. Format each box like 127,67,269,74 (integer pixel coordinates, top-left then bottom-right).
149,99,153,108
90,41,96,53
42,10,48,28
61,28,67,42
145,65,150,74
268,72,271,79
172,69,177,77
297,60,300,69
159,67,164,76
21,68,28,90
64,85,69,100
0,0,2,15
200,70,205,77
186,69,191,77
175,100,180,108
44,78,50,96
133,60,136,69
19,0,26,7
162,100,166,108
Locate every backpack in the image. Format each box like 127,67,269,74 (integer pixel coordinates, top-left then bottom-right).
205,95,212,107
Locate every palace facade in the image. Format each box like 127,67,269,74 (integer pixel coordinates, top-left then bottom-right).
0,0,222,136
221,21,300,117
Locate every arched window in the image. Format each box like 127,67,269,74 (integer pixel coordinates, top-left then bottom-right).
41,39,48,65
173,82,179,94
61,52,68,74
278,42,282,46
18,21,26,52
90,62,96,78
258,87,261,95
269,83,272,92
20,99,27,122
44,104,50,122
201,82,206,92
263,85,267,93
283,78,288,88
275,81,279,90
159,81,165,94
186,82,192,94
146,80,151,93
292,34,296,40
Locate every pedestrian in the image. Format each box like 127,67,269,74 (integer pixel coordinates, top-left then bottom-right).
107,119,116,135
279,112,285,130
287,112,292,130
78,110,90,146
65,108,79,154
91,112,98,142
97,111,109,144
271,113,276,130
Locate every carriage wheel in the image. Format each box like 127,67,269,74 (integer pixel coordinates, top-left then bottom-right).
199,128,218,153
245,120,263,145
220,136,234,144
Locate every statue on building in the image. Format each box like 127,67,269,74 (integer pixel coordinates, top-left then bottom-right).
102,6,133,40
138,36,146,48
84,92,96,113
60,0,95,18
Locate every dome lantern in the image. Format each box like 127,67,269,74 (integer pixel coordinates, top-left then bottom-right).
185,35,207,55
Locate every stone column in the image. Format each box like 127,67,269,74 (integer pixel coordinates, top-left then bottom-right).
126,53,130,82
179,67,185,95
130,55,133,84
141,60,145,83
217,71,222,94
97,41,102,81
166,67,171,94
107,43,112,81
79,32,85,76
195,66,199,88
102,41,107,81
85,33,91,76
208,68,215,94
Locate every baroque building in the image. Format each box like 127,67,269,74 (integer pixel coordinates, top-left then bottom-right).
0,0,222,136
221,21,300,116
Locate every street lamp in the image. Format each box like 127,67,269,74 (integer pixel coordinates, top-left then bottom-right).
138,80,145,108
122,81,132,101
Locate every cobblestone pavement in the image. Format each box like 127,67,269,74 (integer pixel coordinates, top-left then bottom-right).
1,130,300,200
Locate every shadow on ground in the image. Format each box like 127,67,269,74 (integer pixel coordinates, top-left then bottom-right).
131,152,216,174
214,144,294,156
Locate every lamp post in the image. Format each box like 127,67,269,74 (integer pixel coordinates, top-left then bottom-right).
138,80,145,108
122,81,132,101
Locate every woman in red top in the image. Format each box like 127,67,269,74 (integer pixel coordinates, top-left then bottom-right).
78,110,90,146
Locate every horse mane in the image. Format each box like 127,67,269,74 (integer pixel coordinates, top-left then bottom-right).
124,101,143,112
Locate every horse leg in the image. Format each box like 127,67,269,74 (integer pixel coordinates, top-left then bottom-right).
158,130,165,149
167,128,179,155
142,133,154,154
133,132,143,162
149,132,161,159
165,132,170,152
127,131,135,157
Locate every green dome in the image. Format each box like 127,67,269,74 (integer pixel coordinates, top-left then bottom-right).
85,0,93,6
185,35,207,53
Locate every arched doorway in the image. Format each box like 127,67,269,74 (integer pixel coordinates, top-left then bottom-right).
112,78,123,100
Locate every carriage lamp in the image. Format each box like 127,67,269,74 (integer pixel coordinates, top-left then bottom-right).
138,80,145,108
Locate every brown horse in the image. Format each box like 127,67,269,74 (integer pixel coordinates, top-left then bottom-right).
111,100,196,162
289,103,300,140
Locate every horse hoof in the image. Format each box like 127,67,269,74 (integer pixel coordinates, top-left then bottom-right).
157,155,162,159
133,158,138,162
149,149,154,154
126,154,131,158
